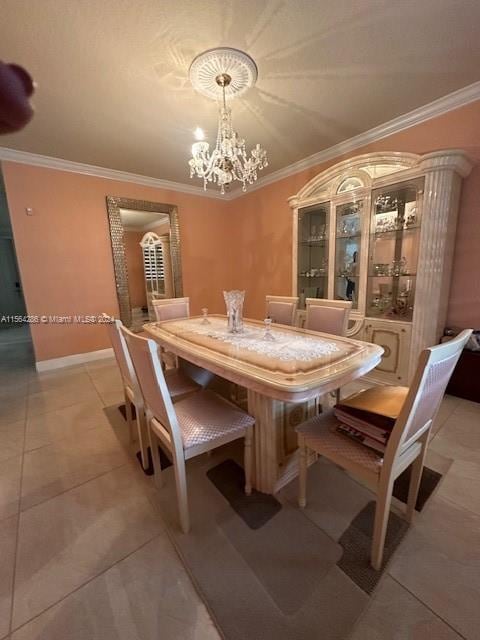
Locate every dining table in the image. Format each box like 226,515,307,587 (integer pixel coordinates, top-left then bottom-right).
144,315,383,495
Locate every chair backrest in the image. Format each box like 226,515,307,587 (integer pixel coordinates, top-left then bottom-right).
121,325,183,454
152,297,190,322
265,295,299,326
385,329,472,466
102,314,135,388
305,298,352,336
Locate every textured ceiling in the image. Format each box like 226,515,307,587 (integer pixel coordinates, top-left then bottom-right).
1,0,480,187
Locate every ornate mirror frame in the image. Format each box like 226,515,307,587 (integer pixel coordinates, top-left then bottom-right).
106,195,183,327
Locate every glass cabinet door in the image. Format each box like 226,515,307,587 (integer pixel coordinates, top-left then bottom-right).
297,203,329,308
367,179,423,321
334,200,363,309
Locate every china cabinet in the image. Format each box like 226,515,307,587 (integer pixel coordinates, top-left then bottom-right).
289,151,473,384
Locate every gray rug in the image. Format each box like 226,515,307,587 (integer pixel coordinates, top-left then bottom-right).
151,447,368,640
337,501,409,594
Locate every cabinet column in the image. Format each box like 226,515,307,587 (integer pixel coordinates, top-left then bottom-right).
409,166,461,380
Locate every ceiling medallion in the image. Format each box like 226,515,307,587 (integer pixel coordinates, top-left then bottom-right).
188,47,268,194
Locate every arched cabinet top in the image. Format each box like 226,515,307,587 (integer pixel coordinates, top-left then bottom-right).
288,150,473,209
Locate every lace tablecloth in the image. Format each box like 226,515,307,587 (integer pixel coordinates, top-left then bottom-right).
170,318,340,362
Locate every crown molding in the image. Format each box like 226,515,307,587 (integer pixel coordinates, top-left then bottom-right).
0,147,226,200
235,80,480,197
1,81,478,204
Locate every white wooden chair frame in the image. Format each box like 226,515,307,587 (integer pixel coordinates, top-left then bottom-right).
305,297,352,336
265,295,299,326
103,316,150,469
298,329,472,569
122,328,254,534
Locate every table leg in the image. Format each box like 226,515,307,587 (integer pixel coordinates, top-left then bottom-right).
247,390,317,494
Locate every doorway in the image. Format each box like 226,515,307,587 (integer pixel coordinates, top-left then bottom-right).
0,170,32,350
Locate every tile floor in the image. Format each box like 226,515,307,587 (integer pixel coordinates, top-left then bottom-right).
0,340,478,639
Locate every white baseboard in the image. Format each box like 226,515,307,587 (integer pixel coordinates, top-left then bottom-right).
35,347,114,372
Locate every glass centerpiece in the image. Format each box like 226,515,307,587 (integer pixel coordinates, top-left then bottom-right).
223,290,245,333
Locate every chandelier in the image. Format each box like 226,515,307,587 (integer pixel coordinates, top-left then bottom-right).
188,48,268,194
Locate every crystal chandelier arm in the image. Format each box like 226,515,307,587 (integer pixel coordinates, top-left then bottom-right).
188,49,267,192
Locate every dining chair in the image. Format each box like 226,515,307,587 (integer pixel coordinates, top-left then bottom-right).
296,329,472,570
305,298,352,336
265,295,299,326
152,296,190,322
104,316,200,469
151,297,190,370
122,327,255,533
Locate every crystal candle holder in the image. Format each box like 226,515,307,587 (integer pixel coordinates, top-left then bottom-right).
263,317,275,341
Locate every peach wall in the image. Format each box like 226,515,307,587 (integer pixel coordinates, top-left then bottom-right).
2,100,479,363
228,100,480,327
123,230,147,309
1,162,232,361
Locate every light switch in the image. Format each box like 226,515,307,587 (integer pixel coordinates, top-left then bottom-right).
25,207,33,216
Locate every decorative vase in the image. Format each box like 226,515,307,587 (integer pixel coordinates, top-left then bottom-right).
223,290,245,333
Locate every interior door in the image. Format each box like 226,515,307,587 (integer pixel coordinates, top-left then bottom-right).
0,238,27,318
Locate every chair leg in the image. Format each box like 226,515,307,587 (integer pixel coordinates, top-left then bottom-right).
371,477,394,570
298,435,308,508
135,404,149,470
172,454,190,534
406,442,428,522
244,425,253,496
150,430,163,490
124,391,135,443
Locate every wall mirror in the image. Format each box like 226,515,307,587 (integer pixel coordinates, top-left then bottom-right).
106,196,183,330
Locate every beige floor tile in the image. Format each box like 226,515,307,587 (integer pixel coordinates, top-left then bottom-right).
89,368,124,397
430,410,480,464
0,381,29,401
10,535,219,640
28,368,92,395
436,459,480,515
452,397,480,417
0,398,26,428
350,575,462,640
0,456,22,521
84,357,117,373
24,400,109,452
0,516,17,639
13,465,162,628
20,426,130,510
431,395,461,435
389,495,480,639
99,388,126,408
27,385,101,418
0,420,25,463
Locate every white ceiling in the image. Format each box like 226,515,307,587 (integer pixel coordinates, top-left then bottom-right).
1,0,480,188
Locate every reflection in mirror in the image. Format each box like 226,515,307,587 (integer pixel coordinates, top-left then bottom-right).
106,197,182,331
